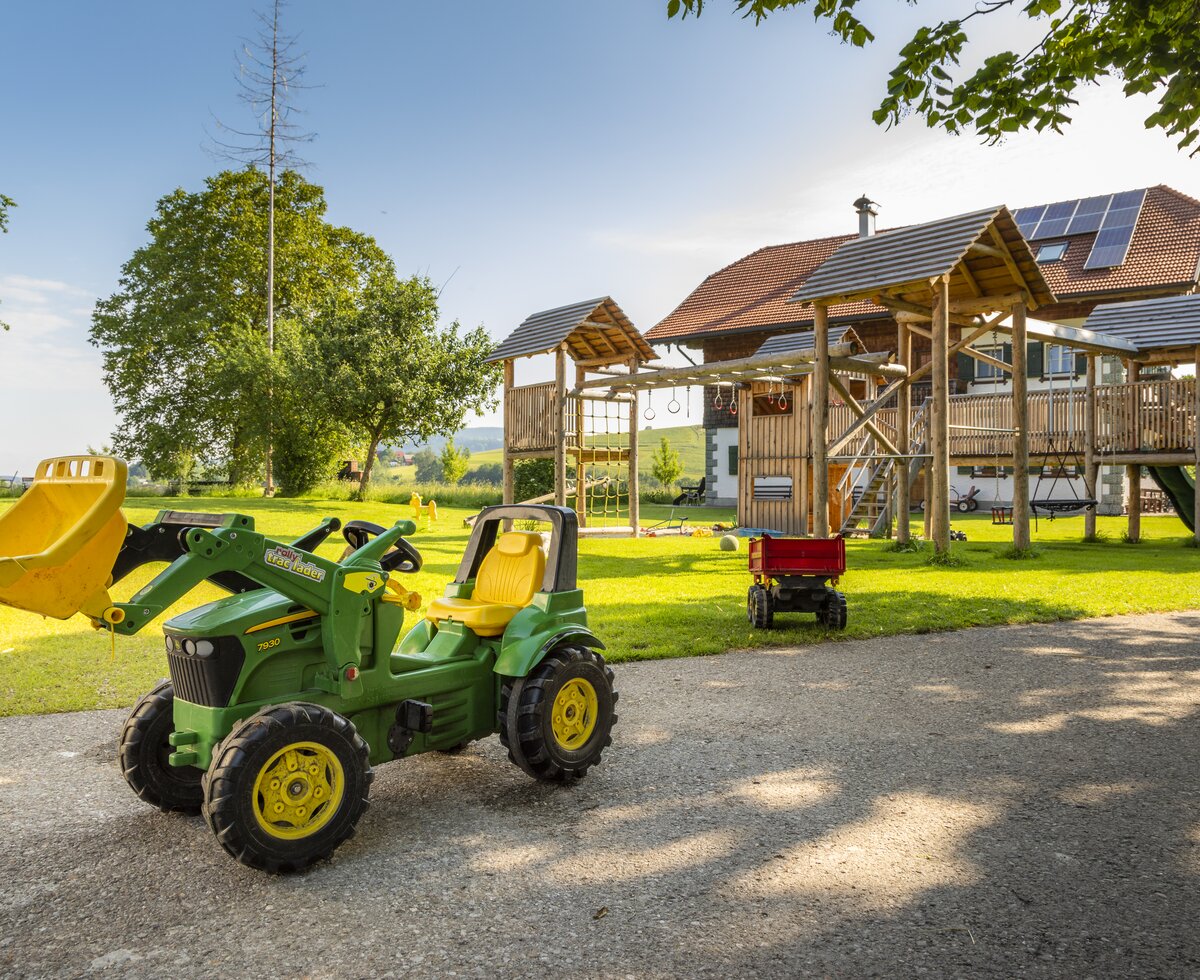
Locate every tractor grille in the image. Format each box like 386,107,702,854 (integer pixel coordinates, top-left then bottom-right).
164,633,245,707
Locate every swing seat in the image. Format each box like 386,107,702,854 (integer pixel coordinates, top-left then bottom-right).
1031,499,1096,517
991,506,1013,526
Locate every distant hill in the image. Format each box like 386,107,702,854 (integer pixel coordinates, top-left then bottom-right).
392,427,504,456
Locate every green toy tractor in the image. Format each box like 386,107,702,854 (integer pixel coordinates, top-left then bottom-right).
0,456,618,872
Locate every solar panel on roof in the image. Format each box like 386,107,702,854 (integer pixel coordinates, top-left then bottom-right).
1083,189,1146,269
1014,206,1046,235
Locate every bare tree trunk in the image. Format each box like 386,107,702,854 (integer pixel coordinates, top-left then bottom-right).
263,1,279,496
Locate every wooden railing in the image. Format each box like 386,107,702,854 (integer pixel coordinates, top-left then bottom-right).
826,377,1196,459
506,382,557,452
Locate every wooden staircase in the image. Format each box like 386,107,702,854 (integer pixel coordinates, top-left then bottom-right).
838,399,929,537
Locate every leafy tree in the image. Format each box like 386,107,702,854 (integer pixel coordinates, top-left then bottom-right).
668,0,1200,154
90,169,393,482
514,458,554,502
650,436,683,489
462,462,503,486
312,274,499,498
413,448,441,483
0,194,13,331
439,437,470,485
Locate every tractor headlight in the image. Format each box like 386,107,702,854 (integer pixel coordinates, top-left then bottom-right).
183,639,196,656
193,639,215,659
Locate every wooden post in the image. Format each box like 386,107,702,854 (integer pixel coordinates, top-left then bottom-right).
1011,300,1031,550
1125,358,1140,543
502,359,515,506
554,345,567,508
798,377,809,534
812,304,830,537
1194,346,1200,545
1083,354,1098,539
930,276,951,554
896,321,912,544
575,363,587,528
628,354,641,537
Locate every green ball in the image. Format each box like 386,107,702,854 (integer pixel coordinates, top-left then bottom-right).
719,534,739,552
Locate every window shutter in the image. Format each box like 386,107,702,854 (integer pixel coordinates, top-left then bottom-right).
728,445,738,476
956,352,975,383
1002,343,1013,368
1027,341,1044,378
1074,352,1087,376
957,466,973,475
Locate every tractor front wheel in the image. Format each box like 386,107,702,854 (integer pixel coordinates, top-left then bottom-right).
119,680,203,813
499,646,617,782
202,702,372,873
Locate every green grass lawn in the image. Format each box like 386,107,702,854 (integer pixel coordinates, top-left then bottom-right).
1,495,1198,716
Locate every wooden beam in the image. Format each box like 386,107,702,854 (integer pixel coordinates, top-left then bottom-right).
1084,354,1098,539
896,322,912,544
986,226,1036,310
948,292,1026,314
628,353,641,536
828,376,901,457
554,345,567,508
969,242,1006,260
1011,301,1031,550
930,275,951,554
1126,358,1141,543
957,260,983,298
502,359,515,509
813,304,830,537
575,363,588,528
827,377,906,456
875,293,980,328
1195,346,1200,544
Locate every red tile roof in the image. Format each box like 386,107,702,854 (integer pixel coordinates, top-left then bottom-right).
646,184,1200,345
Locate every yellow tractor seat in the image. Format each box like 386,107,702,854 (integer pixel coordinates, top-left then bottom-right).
427,531,546,637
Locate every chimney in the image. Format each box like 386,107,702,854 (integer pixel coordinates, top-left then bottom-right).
854,195,879,237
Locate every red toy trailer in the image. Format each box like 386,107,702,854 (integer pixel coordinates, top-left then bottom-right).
747,534,847,630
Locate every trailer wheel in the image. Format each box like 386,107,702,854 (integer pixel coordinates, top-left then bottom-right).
818,591,848,631
499,646,617,782
119,680,203,813
968,499,979,512
747,585,774,629
202,702,372,873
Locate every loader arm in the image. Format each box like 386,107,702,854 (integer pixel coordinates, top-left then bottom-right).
106,515,417,680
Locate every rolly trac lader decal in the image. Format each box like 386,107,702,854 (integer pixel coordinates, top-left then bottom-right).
263,544,327,583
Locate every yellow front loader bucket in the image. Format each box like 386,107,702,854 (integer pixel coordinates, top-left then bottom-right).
0,455,128,621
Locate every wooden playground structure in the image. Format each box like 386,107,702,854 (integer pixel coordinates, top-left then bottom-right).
486,298,656,535
539,208,1200,553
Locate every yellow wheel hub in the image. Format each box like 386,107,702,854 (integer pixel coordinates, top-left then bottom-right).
252,741,344,840
550,678,599,751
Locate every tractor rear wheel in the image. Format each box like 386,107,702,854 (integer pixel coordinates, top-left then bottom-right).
818,591,848,631
119,680,204,813
499,646,617,782
202,702,372,873
747,585,774,629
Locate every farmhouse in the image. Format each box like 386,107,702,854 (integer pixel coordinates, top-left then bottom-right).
645,186,1200,510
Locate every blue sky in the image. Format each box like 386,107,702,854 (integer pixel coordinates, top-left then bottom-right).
1,1,1197,473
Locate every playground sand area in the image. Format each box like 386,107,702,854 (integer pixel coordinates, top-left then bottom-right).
1,609,1198,977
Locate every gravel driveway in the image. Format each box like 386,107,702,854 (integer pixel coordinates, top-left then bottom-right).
2,611,1199,978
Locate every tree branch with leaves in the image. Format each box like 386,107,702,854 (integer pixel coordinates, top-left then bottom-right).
668,0,1200,154
0,194,14,331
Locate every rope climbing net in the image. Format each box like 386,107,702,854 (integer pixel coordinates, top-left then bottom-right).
572,394,631,527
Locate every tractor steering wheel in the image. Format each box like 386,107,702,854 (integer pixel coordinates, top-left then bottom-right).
341,520,423,574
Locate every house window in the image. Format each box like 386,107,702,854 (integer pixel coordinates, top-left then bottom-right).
974,346,1006,382
1045,344,1077,376
971,466,1011,478
1036,242,1069,263
1041,463,1079,478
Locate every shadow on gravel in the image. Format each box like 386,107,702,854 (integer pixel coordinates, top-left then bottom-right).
3,615,1199,977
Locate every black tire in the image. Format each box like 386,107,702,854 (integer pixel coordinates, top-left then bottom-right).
499,646,617,782
818,591,848,631
747,585,774,629
968,499,979,512
918,499,926,512
119,680,203,813
957,500,971,513
201,702,372,873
